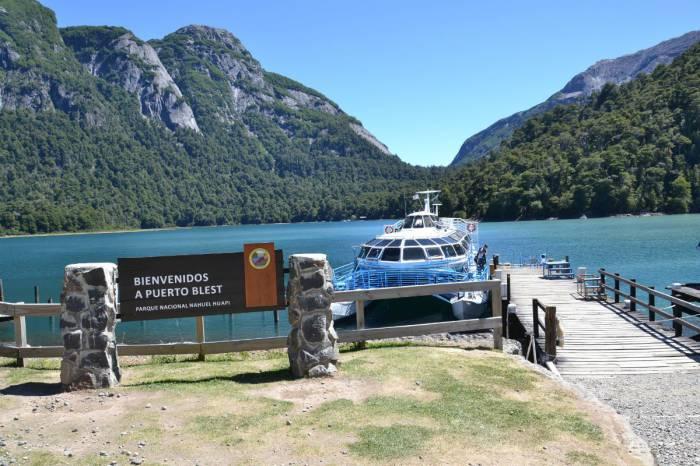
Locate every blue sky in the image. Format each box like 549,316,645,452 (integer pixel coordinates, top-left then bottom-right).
44,0,700,166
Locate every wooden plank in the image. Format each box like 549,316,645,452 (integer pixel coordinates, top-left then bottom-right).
19,346,62,358
337,317,500,343
356,300,365,329
333,280,500,302
0,344,18,358
202,337,287,354
0,303,61,317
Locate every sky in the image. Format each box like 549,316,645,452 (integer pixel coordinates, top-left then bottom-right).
43,0,700,166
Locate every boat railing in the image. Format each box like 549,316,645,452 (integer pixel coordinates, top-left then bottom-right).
333,265,488,292
436,217,474,234
383,219,404,234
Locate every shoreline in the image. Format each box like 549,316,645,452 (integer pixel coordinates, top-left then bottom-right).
1,211,697,239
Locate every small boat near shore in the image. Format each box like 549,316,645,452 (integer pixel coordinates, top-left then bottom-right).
331,190,490,321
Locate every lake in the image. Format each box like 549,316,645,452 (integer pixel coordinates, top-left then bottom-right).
1,214,698,345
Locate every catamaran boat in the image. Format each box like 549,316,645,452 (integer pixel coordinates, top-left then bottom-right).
332,190,489,320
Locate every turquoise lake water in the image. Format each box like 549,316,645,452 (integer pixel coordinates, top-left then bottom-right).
1,214,698,345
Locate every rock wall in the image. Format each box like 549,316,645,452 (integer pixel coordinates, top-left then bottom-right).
287,254,339,377
60,263,121,390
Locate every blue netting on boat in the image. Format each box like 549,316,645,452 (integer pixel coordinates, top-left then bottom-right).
332,263,489,291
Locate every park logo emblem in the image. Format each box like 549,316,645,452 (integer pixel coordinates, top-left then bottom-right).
249,247,271,270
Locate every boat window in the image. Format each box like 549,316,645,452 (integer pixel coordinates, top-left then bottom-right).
404,239,419,246
423,216,434,228
402,248,426,261
460,239,470,250
376,239,391,247
367,248,382,259
441,245,457,257
453,243,466,255
367,239,380,246
359,246,371,258
433,237,449,245
387,239,402,247
426,247,443,258
381,247,401,262
413,217,424,228
417,238,435,246
403,216,414,228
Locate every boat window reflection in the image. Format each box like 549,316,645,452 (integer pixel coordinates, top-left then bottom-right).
403,248,426,261
381,247,401,261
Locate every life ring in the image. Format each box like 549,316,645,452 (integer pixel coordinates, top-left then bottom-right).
467,223,476,233
384,225,394,234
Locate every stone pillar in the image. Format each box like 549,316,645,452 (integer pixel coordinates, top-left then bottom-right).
60,263,121,390
287,254,339,378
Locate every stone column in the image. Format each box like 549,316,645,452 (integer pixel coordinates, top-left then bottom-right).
60,263,121,390
287,254,339,377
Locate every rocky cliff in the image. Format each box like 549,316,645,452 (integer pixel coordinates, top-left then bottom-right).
451,30,700,165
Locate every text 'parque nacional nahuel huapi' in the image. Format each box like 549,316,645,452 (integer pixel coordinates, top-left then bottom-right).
117,244,284,321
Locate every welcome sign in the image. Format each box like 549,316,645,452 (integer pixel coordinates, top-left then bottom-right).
118,244,284,321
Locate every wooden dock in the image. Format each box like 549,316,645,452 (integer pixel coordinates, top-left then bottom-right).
507,267,700,377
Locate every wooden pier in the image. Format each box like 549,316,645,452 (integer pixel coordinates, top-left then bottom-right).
507,267,700,377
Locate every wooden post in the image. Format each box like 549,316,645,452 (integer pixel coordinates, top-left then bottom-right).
544,306,557,360
489,263,495,277
273,310,279,324
493,255,499,269
671,289,683,337
614,273,620,303
648,287,655,322
0,278,4,302
34,286,40,304
15,315,27,367
491,284,502,350
599,268,606,299
630,279,637,313
532,299,539,340
506,274,511,303
196,315,206,361
355,300,366,349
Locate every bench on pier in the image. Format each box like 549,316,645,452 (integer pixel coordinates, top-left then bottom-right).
542,260,574,279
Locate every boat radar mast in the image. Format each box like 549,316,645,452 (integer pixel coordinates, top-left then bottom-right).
414,190,441,214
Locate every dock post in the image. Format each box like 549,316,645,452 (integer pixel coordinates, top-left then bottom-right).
630,279,637,313
531,299,539,341
671,289,683,337
648,287,655,322
196,315,206,361
544,306,557,360
506,274,511,303
34,286,40,304
273,310,279,324
0,278,4,301
614,273,620,303
599,269,606,299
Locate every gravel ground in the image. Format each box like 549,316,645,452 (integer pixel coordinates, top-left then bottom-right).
569,372,700,466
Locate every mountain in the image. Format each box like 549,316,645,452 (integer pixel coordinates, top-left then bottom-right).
451,30,700,165
440,43,700,220
0,0,440,235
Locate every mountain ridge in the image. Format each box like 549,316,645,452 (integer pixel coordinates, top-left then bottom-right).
451,30,700,165
0,0,437,235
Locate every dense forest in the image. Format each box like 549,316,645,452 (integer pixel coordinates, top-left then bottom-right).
0,0,441,235
440,44,700,220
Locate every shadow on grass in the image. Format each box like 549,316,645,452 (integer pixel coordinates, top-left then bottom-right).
1,382,63,396
126,367,294,388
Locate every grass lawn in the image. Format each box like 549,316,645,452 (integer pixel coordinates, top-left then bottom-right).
0,344,648,465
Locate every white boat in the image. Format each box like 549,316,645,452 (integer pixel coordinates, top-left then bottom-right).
332,190,489,320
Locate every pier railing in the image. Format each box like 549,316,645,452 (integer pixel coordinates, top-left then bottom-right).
598,269,700,336
0,279,504,366
528,298,562,365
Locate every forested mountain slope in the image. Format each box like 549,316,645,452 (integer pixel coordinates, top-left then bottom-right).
441,44,700,220
0,0,441,235
451,31,700,165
